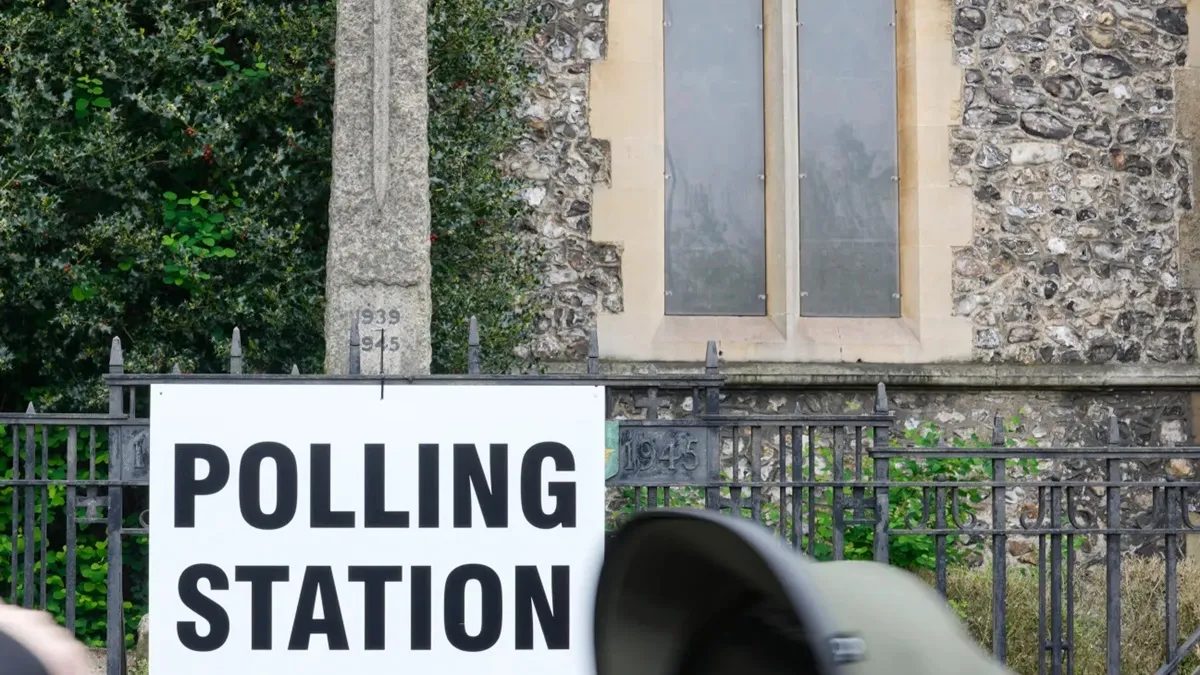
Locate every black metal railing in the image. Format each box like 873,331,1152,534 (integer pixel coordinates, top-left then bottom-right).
1,319,1197,675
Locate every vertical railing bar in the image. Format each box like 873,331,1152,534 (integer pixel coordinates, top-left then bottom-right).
731,426,742,517
106,339,125,675
831,425,845,561
1050,481,1064,675
750,426,763,523
872,384,891,565
1166,480,1180,668
645,387,659,509
778,426,787,539
22,414,34,608
991,412,1008,663
703,342,720,512
791,425,803,550
852,425,864,522
1039,485,1048,675
89,426,97,481
10,423,19,605
935,478,947,597
38,425,48,610
1104,416,1122,675
807,425,816,557
1066,527,1076,675
65,427,79,636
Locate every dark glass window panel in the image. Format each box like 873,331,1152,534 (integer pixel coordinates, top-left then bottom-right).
664,0,767,316
797,0,901,317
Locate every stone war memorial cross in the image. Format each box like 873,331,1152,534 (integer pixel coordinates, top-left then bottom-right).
324,0,432,376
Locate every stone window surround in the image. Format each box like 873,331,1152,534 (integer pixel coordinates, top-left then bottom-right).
589,0,975,364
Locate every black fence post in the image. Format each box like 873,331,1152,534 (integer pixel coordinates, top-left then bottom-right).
872,383,890,564
703,341,720,512
1105,415,1122,675
106,337,126,675
991,414,1008,665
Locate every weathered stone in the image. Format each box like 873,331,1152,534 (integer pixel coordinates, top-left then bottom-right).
1117,119,1148,143
1073,124,1113,148
1020,111,1073,139
1043,74,1082,100
1081,54,1134,79
1086,27,1117,49
976,143,1010,170
957,7,987,32
1008,326,1037,343
1155,7,1188,36
325,0,432,375
947,0,1195,365
1009,142,1063,166
987,86,1044,109
1009,35,1049,53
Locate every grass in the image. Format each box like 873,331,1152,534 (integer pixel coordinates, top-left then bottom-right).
927,554,1200,674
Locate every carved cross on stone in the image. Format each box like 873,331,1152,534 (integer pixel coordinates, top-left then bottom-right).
635,388,670,421
324,0,432,376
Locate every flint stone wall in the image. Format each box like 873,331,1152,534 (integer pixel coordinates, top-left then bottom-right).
951,0,1198,364
513,0,1199,368
510,0,616,362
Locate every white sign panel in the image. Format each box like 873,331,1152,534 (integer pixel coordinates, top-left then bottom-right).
149,384,606,675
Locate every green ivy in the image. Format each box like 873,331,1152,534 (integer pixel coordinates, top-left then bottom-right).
0,0,548,649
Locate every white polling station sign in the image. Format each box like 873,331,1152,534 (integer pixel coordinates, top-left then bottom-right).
149,383,606,675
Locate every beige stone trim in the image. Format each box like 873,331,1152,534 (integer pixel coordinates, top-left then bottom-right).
590,0,973,363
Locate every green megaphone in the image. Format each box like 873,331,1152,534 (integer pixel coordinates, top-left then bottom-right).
594,509,1014,675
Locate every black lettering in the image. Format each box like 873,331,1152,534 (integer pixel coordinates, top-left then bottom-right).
444,564,502,652
234,566,289,650
177,564,230,652
418,444,439,528
515,566,570,649
453,444,508,528
348,566,403,650
174,445,229,528
363,444,408,527
310,444,355,528
411,565,433,650
288,566,350,650
521,442,577,529
239,442,298,530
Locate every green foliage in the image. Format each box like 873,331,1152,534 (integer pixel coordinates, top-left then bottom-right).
0,425,147,647
427,0,546,373
607,418,1041,574
0,0,336,409
0,0,548,650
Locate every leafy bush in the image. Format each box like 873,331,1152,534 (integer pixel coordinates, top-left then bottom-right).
0,0,546,649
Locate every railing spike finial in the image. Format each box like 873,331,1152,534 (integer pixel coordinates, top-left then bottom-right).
1107,414,1121,446
170,363,181,374
25,402,35,414
229,327,243,374
874,382,888,413
705,340,719,374
108,336,124,373
991,414,1005,447
467,316,481,375
587,327,599,376
291,364,300,375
